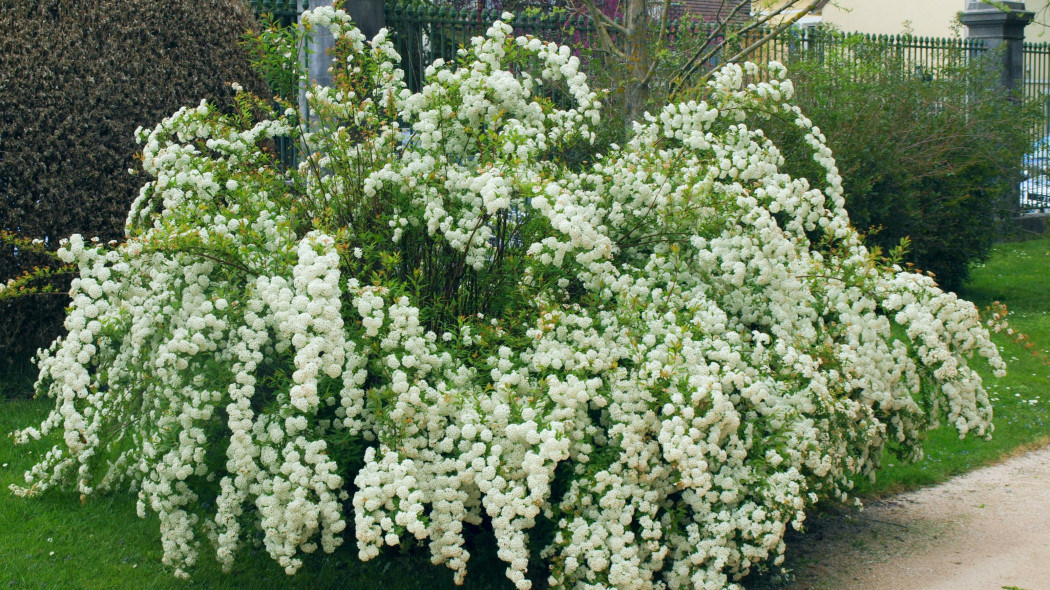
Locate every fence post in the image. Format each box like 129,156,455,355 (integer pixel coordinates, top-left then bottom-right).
960,1,1033,94
302,0,386,88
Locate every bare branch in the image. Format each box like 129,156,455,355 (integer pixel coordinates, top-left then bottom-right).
657,0,673,46
578,0,626,58
666,0,751,95
641,0,677,86
670,0,823,98
595,9,630,35
577,0,628,34
724,0,825,65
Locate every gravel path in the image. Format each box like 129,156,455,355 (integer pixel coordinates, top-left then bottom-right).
778,444,1050,590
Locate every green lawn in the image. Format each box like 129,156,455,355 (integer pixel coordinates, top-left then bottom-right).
851,237,1050,495
2,238,1047,589
0,397,518,590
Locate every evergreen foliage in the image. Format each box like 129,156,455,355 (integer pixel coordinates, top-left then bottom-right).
769,40,1038,292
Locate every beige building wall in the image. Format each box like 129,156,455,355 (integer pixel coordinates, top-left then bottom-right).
816,0,960,38
1025,0,1050,41
793,1,1050,43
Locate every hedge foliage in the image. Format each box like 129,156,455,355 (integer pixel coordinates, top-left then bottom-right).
0,0,267,363
769,40,1039,292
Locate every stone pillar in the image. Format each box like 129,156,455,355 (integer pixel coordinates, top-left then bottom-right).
960,1,1033,94
303,0,386,89
305,0,335,89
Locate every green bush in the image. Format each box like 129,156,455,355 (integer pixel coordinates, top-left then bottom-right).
0,0,268,363
765,37,1039,292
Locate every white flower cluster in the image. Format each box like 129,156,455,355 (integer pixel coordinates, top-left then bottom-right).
11,9,1003,590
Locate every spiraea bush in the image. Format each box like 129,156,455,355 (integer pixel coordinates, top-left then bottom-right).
0,0,267,365
10,9,1005,589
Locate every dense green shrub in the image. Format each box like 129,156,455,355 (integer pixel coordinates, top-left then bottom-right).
0,0,268,364
766,38,1039,292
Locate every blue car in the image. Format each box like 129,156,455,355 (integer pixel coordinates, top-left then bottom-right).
1020,136,1050,212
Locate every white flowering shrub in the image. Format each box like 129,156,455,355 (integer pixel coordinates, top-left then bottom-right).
10,8,1004,589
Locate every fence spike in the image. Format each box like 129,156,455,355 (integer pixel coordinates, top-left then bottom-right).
571,13,584,31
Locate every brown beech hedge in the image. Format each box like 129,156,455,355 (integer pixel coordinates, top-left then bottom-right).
0,0,268,363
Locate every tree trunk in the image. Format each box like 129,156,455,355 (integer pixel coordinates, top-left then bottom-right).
625,0,651,128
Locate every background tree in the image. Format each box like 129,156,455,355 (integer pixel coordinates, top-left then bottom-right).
576,0,827,124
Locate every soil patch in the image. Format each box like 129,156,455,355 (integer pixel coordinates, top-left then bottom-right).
773,444,1050,590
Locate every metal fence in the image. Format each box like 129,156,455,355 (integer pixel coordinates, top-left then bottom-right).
785,30,985,77
385,5,599,92
245,2,1049,213
245,2,987,89
1025,42,1050,122
379,7,988,92
249,0,302,25
1023,42,1050,213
